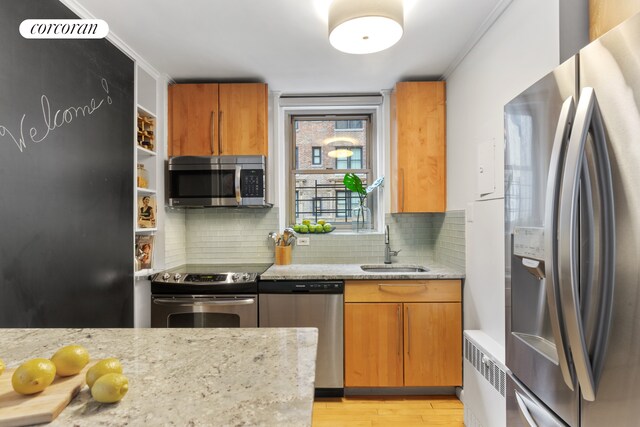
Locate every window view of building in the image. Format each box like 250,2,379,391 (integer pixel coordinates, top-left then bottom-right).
291,116,370,227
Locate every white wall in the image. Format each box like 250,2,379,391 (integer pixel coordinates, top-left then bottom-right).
447,0,561,350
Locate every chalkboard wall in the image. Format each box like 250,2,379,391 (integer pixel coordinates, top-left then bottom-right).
0,0,134,326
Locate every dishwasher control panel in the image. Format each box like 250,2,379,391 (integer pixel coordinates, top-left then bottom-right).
258,280,344,294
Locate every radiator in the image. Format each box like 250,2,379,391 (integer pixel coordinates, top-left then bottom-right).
463,330,507,427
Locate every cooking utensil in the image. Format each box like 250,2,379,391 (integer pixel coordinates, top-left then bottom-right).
268,231,278,244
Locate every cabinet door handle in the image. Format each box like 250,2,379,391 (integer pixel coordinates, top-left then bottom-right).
379,284,426,289
210,112,215,155
397,304,402,357
400,168,405,212
406,305,411,356
218,110,223,154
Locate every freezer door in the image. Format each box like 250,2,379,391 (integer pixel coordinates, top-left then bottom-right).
505,57,580,427
579,12,640,426
507,373,569,427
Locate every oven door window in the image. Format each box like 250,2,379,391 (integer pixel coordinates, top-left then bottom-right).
152,295,257,328
171,170,235,198
168,312,240,328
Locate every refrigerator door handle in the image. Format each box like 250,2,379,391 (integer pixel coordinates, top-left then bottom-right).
558,87,616,402
544,96,576,390
515,391,539,427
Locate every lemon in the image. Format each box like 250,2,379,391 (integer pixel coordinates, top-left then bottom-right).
51,345,90,376
12,358,56,395
0,358,5,376
86,358,123,388
91,373,129,403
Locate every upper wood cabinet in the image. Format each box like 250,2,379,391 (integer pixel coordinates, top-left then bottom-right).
168,83,268,157
391,81,446,213
590,0,640,40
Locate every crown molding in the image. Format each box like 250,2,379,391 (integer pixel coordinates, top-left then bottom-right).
442,0,514,80
58,0,171,82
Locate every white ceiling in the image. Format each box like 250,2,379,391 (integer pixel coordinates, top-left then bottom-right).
70,0,505,93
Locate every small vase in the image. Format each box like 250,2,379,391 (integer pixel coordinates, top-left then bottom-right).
351,204,372,233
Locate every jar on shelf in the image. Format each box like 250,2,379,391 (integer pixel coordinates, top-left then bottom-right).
137,163,149,189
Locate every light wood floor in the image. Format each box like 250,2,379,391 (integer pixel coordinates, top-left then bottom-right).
312,395,464,427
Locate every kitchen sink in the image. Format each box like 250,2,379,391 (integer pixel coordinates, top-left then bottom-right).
360,264,430,273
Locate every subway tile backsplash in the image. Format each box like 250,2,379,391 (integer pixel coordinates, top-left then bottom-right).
163,208,465,272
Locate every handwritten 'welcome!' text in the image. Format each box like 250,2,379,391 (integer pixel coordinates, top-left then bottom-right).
0,78,112,153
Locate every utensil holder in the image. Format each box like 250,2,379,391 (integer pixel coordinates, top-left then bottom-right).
275,245,292,265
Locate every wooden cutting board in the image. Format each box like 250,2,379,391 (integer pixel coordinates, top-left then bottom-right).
0,362,92,427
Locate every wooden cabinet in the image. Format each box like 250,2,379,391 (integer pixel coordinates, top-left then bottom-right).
344,280,462,387
168,83,268,157
344,303,404,387
590,0,640,40
391,81,446,213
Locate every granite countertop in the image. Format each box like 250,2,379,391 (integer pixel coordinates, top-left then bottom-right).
260,263,465,281
0,328,318,426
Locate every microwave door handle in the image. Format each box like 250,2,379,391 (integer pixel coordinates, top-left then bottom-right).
235,165,242,205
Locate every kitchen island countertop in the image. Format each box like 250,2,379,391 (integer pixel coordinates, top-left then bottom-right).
260,263,464,281
0,328,318,426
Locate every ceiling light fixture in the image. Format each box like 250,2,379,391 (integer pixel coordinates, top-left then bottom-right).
328,0,404,55
327,148,354,159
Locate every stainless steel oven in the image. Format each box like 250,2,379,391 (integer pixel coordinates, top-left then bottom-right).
150,264,271,328
152,294,257,328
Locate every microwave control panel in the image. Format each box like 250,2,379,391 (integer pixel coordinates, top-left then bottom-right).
241,169,264,197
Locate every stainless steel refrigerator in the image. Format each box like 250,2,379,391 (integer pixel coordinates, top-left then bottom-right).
504,12,640,427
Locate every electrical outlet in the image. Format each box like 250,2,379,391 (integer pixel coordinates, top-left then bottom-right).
297,237,310,246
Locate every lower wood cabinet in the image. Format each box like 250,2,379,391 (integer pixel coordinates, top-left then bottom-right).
345,302,404,387
344,280,462,388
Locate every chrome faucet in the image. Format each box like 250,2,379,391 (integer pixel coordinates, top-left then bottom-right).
384,225,401,264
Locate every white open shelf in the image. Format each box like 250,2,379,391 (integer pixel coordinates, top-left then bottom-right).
136,187,156,194
137,146,157,157
134,268,154,278
135,227,158,233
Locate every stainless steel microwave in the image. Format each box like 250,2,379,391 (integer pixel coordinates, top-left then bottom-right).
168,155,271,208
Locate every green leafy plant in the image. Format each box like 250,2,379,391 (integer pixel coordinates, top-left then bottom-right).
343,173,367,206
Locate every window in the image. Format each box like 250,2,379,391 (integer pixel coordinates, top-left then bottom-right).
312,147,322,165
335,120,363,130
335,190,359,218
312,197,323,215
336,147,362,169
290,115,371,228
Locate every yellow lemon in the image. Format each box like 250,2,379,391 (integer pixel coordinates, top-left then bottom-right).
86,358,123,388
12,358,56,395
0,358,5,376
91,373,129,403
51,345,90,376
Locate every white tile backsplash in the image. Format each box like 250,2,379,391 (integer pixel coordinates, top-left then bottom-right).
163,208,465,270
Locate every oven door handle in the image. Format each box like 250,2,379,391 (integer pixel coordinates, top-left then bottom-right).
153,298,255,307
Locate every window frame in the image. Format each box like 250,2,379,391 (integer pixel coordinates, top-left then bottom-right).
288,113,373,230
335,119,364,131
335,146,363,170
311,146,322,165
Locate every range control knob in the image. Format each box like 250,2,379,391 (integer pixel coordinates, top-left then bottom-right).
242,273,251,281
162,273,171,281
174,273,182,281
232,273,241,282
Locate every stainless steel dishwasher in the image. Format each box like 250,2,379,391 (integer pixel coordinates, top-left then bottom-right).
258,280,344,397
